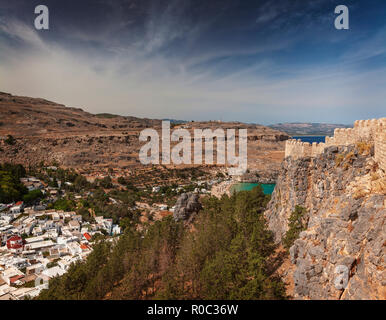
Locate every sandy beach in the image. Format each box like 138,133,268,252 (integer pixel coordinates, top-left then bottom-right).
211,180,236,198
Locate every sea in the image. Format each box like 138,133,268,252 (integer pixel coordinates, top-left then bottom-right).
230,183,276,195
292,136,326,143
230,136,326,195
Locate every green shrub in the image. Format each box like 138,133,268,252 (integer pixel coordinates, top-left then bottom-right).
47,261,59,268
23,189,44,204
0,163,27,203
5,135,16,145
52,198,75,211
95,113,118,118
283,205,308,250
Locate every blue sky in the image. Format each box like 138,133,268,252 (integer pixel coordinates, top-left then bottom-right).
0,0,385,124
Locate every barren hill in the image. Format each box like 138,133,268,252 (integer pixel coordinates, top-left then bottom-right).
0,91,160,137
0,92,289,178
269,122,352,136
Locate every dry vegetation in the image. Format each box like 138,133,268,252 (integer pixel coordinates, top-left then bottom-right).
0,92,290,182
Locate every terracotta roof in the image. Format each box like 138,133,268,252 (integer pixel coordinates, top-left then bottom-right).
80,244,90,250
83,233,92,241
10,275,24,284
22,274,37,283
7,235,22,242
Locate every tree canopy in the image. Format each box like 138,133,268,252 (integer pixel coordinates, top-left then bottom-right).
0,163,27,203
37,186,286,300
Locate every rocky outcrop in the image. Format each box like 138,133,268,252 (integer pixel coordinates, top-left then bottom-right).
173,193,202,223
265,144,385,300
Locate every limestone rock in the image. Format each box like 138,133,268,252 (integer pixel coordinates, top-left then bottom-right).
265,144,386,300
173,193,202,223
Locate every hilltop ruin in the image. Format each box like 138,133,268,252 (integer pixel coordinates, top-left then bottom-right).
285,118,386,172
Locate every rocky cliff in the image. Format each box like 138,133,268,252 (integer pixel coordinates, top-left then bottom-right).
265,143,385,299
173,193,202,224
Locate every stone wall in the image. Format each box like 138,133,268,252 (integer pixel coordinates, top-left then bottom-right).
284,140,326,160
285,118,386,172
374,124,386,172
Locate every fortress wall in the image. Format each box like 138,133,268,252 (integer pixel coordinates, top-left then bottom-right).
374,124,386,172
311,142,325,157
285,139,325,160
333,128,357,145
324,136,335,147
285,118,386,170
354,118,382,142
285,140,312,160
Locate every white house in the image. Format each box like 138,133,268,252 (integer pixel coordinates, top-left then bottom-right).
51,212,60,221
26,263,44,275
32,226,43,236
42,266,65,279
24,240,54,252
1,267,24,285
72,215,82,222
11,286,42,300
68,220,80,232
159,204,168,210
112,225,121,235
57,259,72,271
24,236,45,244
10,202,23,214
66,242,82,255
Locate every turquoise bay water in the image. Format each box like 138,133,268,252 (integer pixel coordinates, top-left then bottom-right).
230,137,325,196
231,183,275,195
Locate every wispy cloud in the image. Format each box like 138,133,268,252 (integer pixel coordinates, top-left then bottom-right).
0,18,45,49
0,0,385,125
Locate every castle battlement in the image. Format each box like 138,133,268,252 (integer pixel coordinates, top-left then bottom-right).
285,118,386,172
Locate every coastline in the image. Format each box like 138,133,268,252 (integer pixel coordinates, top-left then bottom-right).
211,180,277,198
211,180,237,198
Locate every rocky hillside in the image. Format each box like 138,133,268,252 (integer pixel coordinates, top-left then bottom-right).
0,91,289,176
0,92,160,136
265,144,385,299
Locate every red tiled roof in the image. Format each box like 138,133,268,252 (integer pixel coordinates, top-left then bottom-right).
10,275,23,284
80,244,90,250
15,201,23,206
7,235,22,242
6,236,23,249
83,233,92,241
